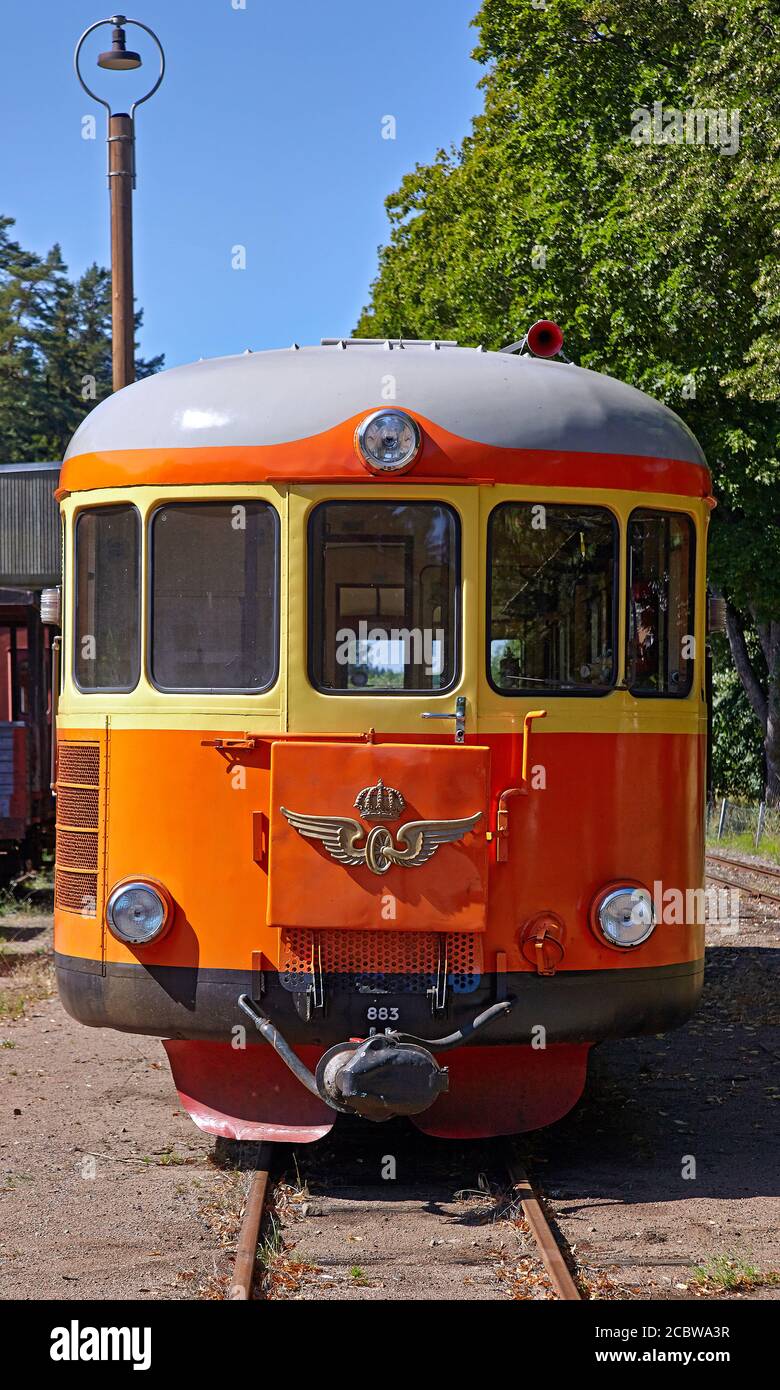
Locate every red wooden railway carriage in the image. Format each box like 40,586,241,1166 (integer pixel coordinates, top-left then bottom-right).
53,331,710,1141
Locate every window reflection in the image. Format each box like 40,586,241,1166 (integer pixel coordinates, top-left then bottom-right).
488,504,616,694
309,502,458,692
627,511,694,696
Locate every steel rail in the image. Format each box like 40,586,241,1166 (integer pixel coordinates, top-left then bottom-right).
706,851,780,887
228,1155,272,1301
705,865,780,908
507,1160,582,1300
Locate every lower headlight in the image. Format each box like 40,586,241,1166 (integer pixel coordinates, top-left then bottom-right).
593,885,655,949
106,879,171,945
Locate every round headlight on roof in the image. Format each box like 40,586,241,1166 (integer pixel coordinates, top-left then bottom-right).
591,884,655,949
355,410,421,473
106,878,172,946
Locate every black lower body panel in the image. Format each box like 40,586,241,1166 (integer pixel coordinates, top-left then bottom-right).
55,953,704,1047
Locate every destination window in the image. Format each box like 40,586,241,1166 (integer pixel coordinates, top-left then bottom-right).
309,500,459,693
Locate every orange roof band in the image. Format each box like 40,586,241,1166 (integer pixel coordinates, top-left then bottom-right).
57,411,713,500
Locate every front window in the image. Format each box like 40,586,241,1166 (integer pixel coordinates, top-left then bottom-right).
488,503,617,695
75,505,140,691
150,501,279,692
627,510,695,696
309,501,459,693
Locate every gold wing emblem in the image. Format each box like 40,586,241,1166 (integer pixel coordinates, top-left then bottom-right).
279,808,367,866
384,812,482,868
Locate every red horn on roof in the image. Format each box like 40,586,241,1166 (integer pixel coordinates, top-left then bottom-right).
527,319,564,358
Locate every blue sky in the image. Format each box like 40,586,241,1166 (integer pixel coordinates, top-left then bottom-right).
1,0,483,368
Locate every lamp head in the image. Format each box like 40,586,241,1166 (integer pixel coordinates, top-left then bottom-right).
97,16,142,69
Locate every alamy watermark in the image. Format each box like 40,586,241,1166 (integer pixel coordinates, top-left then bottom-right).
51,1320,151,1371
650,880,739,929
336,622,444,678
630,102,740,156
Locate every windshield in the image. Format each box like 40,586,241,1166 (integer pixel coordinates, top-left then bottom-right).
488,502,617,695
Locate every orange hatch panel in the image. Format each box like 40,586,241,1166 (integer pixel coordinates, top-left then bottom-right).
267,742,490,932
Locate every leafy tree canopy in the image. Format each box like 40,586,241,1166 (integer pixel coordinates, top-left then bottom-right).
357,0,780,795
0,214,162,461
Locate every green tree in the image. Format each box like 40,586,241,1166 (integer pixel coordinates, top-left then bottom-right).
357,0,780,798
710,634,766,799
0,215,162,461
0,215,53,460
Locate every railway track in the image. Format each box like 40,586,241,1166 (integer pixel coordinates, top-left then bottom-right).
705,851,780,908
507,1159,582,1299
227,1147,273,1300
227,1143,581,1301
216,854,780,1304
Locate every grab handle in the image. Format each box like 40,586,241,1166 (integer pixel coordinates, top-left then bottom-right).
495,708,547,862
421,695,467,744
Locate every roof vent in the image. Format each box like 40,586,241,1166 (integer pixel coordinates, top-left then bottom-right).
321,337,459,350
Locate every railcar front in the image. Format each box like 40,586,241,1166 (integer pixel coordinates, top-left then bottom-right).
53,341,710,1141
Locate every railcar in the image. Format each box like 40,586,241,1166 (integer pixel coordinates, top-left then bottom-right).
53,327,710,1141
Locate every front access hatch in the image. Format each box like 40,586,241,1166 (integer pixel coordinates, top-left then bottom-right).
267,742,490,932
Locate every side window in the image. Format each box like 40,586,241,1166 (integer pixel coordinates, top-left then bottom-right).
59,514,66,694
309,501,459,693
627,510,695,696
488,503,617,694
74,505,140,691
150,501,279,692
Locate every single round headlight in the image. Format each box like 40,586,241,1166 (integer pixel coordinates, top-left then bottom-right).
355,410,421,472
106,879,171,945
593,885,655,949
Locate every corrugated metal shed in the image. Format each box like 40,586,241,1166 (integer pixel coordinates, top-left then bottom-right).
0,463,61,586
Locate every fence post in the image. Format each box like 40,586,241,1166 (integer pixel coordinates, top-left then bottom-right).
717,798,728,840
755,801,766,850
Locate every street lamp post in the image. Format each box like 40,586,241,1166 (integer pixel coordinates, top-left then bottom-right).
74,15,165,392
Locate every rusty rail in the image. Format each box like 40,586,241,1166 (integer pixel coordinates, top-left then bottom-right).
705,854,780,908
706,850,780,882
228,1157,272,1301
706,851,780,883
507,1160,582,1300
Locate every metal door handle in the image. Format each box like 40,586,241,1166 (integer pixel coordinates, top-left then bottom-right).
421,695,467,744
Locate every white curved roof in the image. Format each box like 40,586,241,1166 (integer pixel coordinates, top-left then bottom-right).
64,343,706,466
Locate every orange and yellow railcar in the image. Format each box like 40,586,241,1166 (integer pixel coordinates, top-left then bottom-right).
53,329,710,1141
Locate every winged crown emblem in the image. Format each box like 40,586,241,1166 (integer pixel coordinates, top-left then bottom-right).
280,779,481,876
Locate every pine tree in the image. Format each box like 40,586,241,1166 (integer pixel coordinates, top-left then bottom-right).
0,215,163,462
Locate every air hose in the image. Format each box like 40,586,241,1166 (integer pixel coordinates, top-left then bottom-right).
237,991,517,1113
237,994,322,1099
387,997,516,1051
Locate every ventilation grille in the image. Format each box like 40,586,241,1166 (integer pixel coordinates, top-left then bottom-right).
57,743,100,785
279,930,482,995
55,741,101,917
56,785,100,826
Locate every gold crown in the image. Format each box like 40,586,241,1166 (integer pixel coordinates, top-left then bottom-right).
354,778,406,822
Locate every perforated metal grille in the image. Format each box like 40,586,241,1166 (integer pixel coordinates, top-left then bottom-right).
279,930,482,995
56,785,100,827
57,743,100,785
55,742,100,917
55,829,98,871
54,868,98,915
